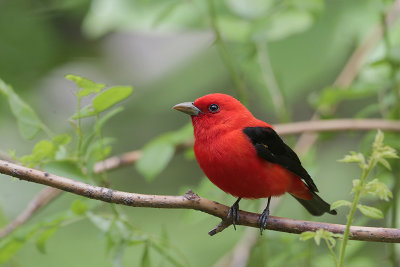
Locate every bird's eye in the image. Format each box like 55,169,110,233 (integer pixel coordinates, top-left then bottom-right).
208,104,220,113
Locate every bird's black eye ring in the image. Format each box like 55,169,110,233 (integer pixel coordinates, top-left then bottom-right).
208,104,220,113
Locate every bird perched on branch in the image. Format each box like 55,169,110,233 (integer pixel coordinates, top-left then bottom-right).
173,93,336,234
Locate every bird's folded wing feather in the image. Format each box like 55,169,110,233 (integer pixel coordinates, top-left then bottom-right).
243,127,319,192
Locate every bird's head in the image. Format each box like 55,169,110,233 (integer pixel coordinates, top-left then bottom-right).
173,93,254,136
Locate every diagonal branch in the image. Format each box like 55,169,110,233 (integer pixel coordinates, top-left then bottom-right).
0,186,60,239
0,160,400,243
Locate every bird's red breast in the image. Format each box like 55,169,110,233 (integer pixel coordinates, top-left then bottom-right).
190,93,312,200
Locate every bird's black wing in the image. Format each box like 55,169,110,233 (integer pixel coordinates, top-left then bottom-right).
243,127,318,192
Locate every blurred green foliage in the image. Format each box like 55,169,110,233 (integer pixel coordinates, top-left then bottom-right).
1,0,400,266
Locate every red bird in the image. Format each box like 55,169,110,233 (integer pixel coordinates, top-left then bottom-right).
173,93,336,233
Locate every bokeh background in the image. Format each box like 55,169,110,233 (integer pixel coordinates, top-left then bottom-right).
1,0,400,266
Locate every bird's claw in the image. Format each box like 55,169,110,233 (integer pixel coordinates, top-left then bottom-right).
227,201,240,230
258,207,269,235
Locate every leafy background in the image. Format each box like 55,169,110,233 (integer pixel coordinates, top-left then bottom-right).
1,0,400,266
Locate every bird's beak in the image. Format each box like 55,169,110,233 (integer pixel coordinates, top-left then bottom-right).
172,102,202,116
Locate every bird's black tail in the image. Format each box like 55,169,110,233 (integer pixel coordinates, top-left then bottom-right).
291,191,337,216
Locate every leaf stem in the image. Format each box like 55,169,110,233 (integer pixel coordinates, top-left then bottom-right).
390,166,400,265
95,114,109,184
338,159,376,266
76,97,83,158
325,239,338,267
39,123,54,138
206,0,248,104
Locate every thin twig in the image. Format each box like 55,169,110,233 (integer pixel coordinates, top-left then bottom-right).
93,149,142,173
0,160,399,242
0,187,60,239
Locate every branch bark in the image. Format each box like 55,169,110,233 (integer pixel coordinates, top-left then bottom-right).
1,160,399,243
2,118,400,239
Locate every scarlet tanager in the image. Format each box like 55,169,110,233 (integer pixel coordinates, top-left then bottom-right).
173,93,336,234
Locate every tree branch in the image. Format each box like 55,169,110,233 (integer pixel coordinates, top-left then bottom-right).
0,160,399,243
2,118,400,239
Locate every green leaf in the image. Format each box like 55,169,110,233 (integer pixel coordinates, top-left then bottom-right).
373,129,385,149
310,86,376,115
136,140,175,181
81,132,97,156
44,160,84,181
150,241,186,267
52,134,71,147
0,239,26,263
365,179,393,201
165,123,193,145
92,86,133,113
0,79,43,139
300,229,342,247
184,147,195,160
0,226,39,263
377,158,392,170
71,199,88,215
7,150,18,161
129,235,147,246
85,138,115,175
218,15,252,43
86,138,114,162
70,104,97,119
338,151,366,168
313,230,321,246
94,106,124,133
141,244,151,267
351,179,363,194
152,0,182,27
36,227,58,254
135,124,193,180
111,242,127,267
20,140,55,167
380,148,399,159
264,10,314,42
299,231,316,241
65,74,105,98
357,204,383,219
371,130,398,168
330,200,352,210
87,212,112,232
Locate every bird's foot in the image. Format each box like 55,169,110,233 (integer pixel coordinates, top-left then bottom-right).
227,198,241,230
258,206,269,235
